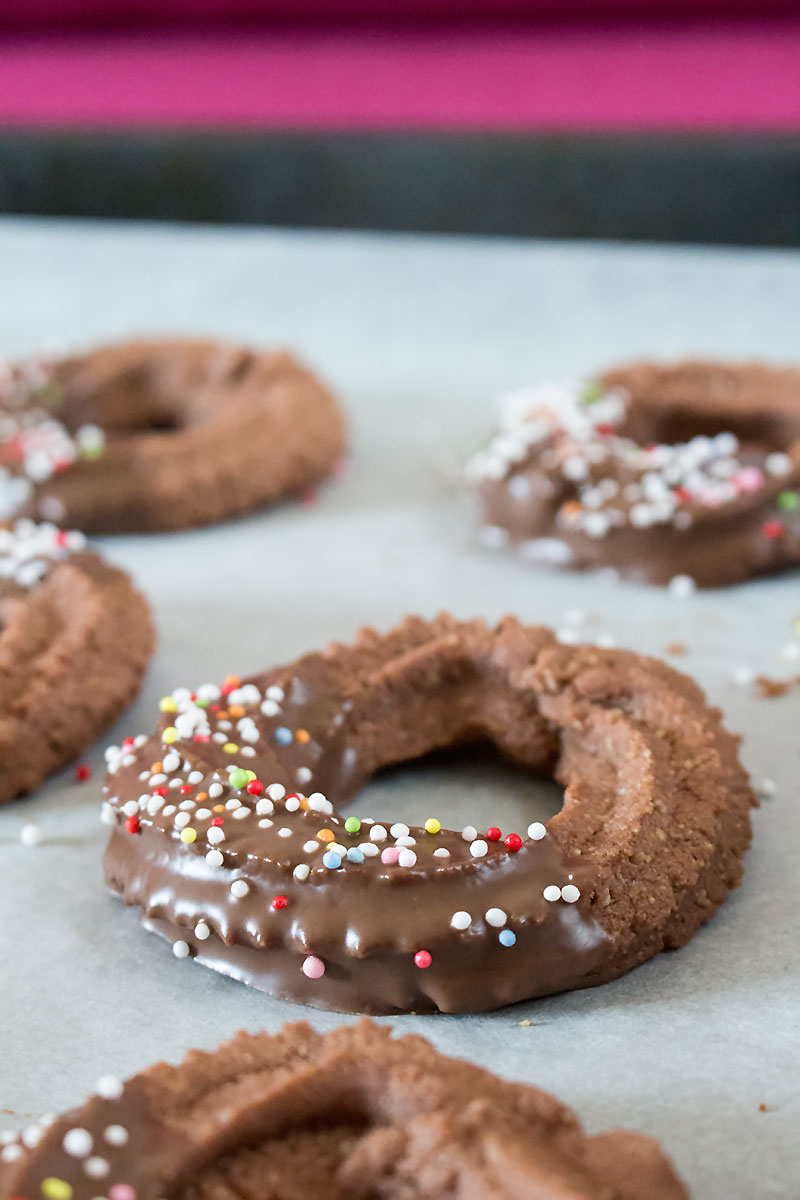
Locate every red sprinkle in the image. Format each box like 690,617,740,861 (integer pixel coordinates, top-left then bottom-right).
121,737,135,751
486,826,502,841
763,520,784,540
211,816,225,827
246,780,263,796
674,486,691,504
594,423,616,436
179,784,193,795
504,833,523,852
74,763,92,783
152,786,168,797
271,894,288,910
125,815,140,834
55,529,70,547
414,950,432,969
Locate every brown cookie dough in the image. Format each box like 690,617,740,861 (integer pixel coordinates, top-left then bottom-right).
467,361,800,587
0,338,346,533
0,1019,689,1200
0,521,154,803
101,614,754,1014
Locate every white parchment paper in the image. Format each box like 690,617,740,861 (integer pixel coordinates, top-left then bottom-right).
0,218,798,1198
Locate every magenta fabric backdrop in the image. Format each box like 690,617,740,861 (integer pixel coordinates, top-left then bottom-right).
0,0,797,23
1,21,800,129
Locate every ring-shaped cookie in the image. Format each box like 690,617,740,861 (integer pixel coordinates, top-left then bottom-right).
0,338,345,532
0,521,153,803
102,615,754,1014
467,361,800,586
0,1021,689,1200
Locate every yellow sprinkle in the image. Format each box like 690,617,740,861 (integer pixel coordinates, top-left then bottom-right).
296,728,310,744
246,770,257,780
159,696,177,713
42,1181,73,1200
162,727,178,744
317,828,335,843
223,742,239,754
180,828,197,844
424,818,441,835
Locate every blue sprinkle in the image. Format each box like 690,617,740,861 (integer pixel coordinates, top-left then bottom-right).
322,850,342,869
346,847,365,864
498,929,517,947
274,727,293,745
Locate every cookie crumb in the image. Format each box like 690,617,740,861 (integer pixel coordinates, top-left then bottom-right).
754,674,799,699
519,1017,532,1027
665,642,687,656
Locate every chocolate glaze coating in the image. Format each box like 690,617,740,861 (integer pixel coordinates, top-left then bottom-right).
469,361,800,587
102,615,754,1015
0,522,154,803
1,338,346,533
0,1020,690,1200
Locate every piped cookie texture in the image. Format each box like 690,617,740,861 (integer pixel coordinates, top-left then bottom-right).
0,520,154,803
101,614,755,1015
0,1019,690,1200
467,361,800,586
0,338,346,533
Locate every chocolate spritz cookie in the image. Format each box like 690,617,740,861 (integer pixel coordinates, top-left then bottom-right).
0,339,345,532
0,521,153,803
101,615,754,1014
0,1020,690,1200
466,361,800,586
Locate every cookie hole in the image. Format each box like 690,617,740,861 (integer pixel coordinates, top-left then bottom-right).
347,744,565,834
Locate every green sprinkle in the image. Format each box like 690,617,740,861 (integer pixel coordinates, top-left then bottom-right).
344,816,361,835
229,768,249,789
581,381,603,406
194,696,210,707
777,490,799,511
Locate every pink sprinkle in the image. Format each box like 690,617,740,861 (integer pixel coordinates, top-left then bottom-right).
381,847,400,864
414,950,432,969
302,955,325,980
109,1187,136,1200
734,466,764,493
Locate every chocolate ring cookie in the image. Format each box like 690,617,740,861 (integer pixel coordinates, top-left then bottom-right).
0,1019,689,1200
0,520,153,803
102,614,754,1014
0,338,345,532
467,361,800,586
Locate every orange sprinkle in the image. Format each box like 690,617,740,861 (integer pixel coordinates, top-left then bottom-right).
223,674,241,689
196,792,208,802
296,729,310,744
150,761,163,774
216,710,229,721
317,828,335,843
228,704,245,718
562,500,582,516
299,796,310,810
213,804,226,813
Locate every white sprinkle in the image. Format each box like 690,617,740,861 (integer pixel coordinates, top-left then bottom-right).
195,921,210,940
162,752,180,772
267,783,286,800
561,884,581,903
293,863,310,881
562,454,589,481
162,804,176,817
395,835,416,847
285,795,301,812
278,827,292,838
206,849,223,867
1,1145,22,1163
195,808,211,820
461,825,477,842
485,907,508,927
398,849,417,868
595,633,616,649
470,839,488,858
759,778,777,798
63,1128,93,1157
83,1157,110,1179
256,798,274,816
207,826,225,845
260,699,280,717
370,824,388,842
148,773,167,786
303,840,320,853
103,1125,128,1147
296,767,312,784
100,803,117,826
187,771,203,784
173,940,191,958
732,665,755,686
233,807,250,820
19,823,42,846
266,685,285,701
258,818,273,829
95,1076,124,1100
556,627,579,645
433,847,450,858
780,642,800,662
208,783,224,799
451,910,472,930
528,822,547,840
389,822,410,839
122,799,140,818
359,843,380,857
231,880,249,898
765,451,792,477
543,885,562,902
225,797,241,810
668,574,696,599
174,812,191,830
